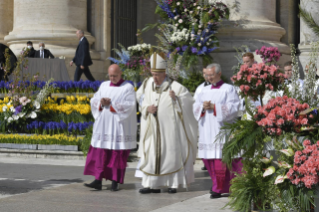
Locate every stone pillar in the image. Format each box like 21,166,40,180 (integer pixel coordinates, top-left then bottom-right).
0,0,13,44
210,0,290,79
4,0,100,60
299,0,319,74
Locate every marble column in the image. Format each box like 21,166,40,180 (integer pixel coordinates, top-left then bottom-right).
4,0,100,60
0,0,13,44
299,0,319,74
210,0,290,79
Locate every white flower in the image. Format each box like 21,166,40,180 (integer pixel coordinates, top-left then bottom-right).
4,117,7,120
198,25,202,28
191,34,195,37
177,2,180,5
190,11,193,14
2,106,7,112
19,112,26,118
206,29,209,32
178,19,183,23
274,175,288,185
209,39,212,42
193,3,197,6
8,117,13,123
12,115,19,121
263,166,276,177
191,38,194,40
192,23,195,25
10,107,15,113
198,43,202,47
184,9,188,12
206,42,210,46
200,38,204,41
33,101,40,110
197,6,201,10
19,96,31,106
30,111,37,119
174,16,178,20
175,24,178,27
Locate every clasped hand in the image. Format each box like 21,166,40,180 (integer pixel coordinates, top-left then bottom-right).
100,98,111,107
169,90,176,101
147,105,157,114
203,101,214,110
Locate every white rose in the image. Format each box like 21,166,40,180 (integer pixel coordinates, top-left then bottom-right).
2,106,7,112
198,43,202,46
198,25,202,28
184,9,188,12
175,24,178,26
193,3,197,6
197,6,201,10
8,117,13,123
179,19,183,23
177,2,180,5
190,11,193,14
13,115,19,120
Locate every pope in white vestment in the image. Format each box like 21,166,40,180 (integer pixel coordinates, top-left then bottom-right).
83,64,137,191
193,63,243,199
138,53,198,194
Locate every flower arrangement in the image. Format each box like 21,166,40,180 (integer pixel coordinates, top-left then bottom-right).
231,63,286,103
255,96,310,136
287,140,319,189
150,0,229,68
255,46,281,65
108,44,151,85
0,134,81,146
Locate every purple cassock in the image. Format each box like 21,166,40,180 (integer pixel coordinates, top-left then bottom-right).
83,78,131,184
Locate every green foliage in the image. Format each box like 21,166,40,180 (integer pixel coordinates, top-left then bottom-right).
79,126,93,156
299,5,319,37
178,72,205,93
218,119,264,169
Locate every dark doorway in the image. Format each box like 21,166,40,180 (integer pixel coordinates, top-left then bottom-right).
111,0,138,58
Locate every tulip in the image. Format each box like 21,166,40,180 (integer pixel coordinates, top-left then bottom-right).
274,174,287,184
260,155,273,164
263,166,276,177
280,148,294,157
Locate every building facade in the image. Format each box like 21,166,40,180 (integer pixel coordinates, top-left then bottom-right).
0,0,316,80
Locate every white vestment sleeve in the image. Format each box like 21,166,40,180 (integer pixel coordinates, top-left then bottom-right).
90,84,103,120
215,87,240,123
111,86,136,122
193,92,204,121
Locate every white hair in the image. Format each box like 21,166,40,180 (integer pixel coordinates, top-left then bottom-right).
39,42,45,46
206,63,222,73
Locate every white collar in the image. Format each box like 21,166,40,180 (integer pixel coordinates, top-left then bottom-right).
80,37,84,41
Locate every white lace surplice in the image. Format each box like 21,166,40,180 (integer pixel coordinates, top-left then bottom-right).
193,83,240,159
90,81,137,150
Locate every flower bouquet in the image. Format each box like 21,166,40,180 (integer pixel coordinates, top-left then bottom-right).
151,0,229,68
108,44,151,86
255,96,310,136
255,46,281,65
231,63,286,104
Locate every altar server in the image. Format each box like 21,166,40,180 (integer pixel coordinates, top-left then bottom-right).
193,63,243,199
83,64,137,191
138,52,197,194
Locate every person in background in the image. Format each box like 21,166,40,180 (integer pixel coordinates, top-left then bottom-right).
70,30,95,81
26,41,35,58
34,42,55,59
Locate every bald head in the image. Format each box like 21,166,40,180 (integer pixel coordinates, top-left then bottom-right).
108,64,122,84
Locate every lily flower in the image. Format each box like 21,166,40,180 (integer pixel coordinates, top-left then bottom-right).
263,166,276,177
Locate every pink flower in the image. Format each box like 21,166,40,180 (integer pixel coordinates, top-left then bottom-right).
276,118,284,126
19,96,31,106
303,140,311,146
301,118,308,125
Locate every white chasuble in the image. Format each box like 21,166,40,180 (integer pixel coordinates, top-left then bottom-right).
90,81,137,150
193,83,240,159
138,78,197,188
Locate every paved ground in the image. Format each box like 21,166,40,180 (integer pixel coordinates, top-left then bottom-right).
0,157,234,212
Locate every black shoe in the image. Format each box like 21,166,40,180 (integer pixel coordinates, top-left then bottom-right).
209,186,213,194
210,191,222,199
168,188,177,194
201,166,207,171
84,179,102,190
139,188,161,194
111,181,119,192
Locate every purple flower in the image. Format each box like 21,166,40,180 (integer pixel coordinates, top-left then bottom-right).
14,105,23,115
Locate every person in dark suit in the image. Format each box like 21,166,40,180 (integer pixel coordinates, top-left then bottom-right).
26,41,36,58
34,42,55,59
70,30,95,81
